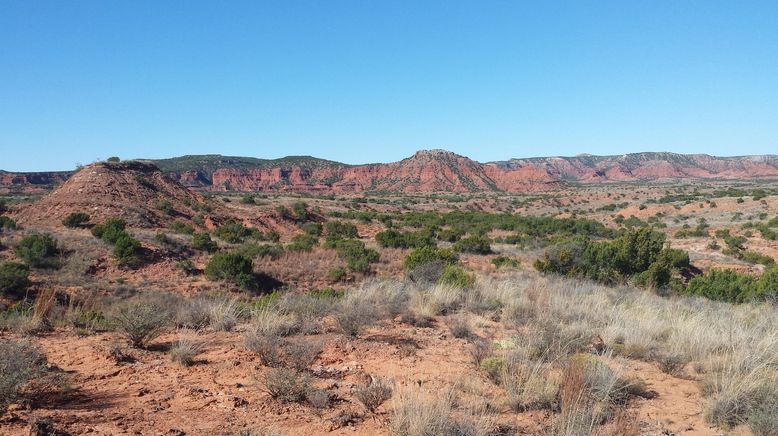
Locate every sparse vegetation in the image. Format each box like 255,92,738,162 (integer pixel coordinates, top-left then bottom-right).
204,252,254,288
62,212,90,228
15,233,59,268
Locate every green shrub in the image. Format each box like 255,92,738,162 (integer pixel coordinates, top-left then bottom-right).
0,262,30,297
301,222,322,236
62,212,90,228
437,228,464,243
375,229,436,249
492,256,520,269
0,216,16,231
237,243,283,259
113,234,142,267
687,269,759,303
325,221,358,239
329,239,379,273
192,232,218,252
404,247,458,271
91,218,127,244
438,265,475,288
240,194,255,205
534,228,679,286
155,200,174,215
170,221,195,235
213,220,253,243
204,252,254,288
15,234,59,268
292,201,310,222
328,267,347,283
741,250,775,266
454,235,492,254
288,234,318,252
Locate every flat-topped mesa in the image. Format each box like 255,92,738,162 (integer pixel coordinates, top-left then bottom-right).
410,149,462,159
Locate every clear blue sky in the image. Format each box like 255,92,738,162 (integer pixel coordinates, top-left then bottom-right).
1,1,777,171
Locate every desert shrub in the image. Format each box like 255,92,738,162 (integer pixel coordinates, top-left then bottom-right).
91,218,127,243
325,220,358,239
437,228,464,243
213,220,253,243
330,239,379,273
0,216,16,231
454,236,492,254
111,302,170,348
535,228,683,287
404,246,458,271
287,233,318,252
292,201,310,222
192,232,218,252
239,194,255,205
0,262,30,296
301,222,322,236
492,255,520,269
328,267,347,283
741,250,775,266
15,233,59,268
748,400,778,436
655,352,689,376
686,269,759,303
376,229,436,249
155,199,174,215
448,314,472,339
245,331,284,367
282,340,323,371
480,357,506,383
355,377,393,413
169,336,204,366
204,252,254,288
0,340,64,416
438,265,475,288
335,295,381,337
261,368,311,403
237,243,283,260
113,234,142,267
62,212,90,228
0,199,6,214
170,220,195,235
407,260,447,285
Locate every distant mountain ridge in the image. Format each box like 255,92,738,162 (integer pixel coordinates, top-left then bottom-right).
2,150,778,194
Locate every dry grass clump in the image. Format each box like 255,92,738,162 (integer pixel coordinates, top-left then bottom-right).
175,296,245,332
245,330,284,367
551,356,640,435
260,368,312,403
499,347,559,412
388,386,496,436
448,313,472,339
0,340,68,416
282,339,323,371
111,301,170,348
169,333,205,366
463,272,778,434
354,377,393,413
334,285,391,337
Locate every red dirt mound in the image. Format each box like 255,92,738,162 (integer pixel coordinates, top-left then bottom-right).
14,161,218,228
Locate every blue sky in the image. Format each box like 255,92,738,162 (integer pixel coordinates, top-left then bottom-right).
1,1,777,171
